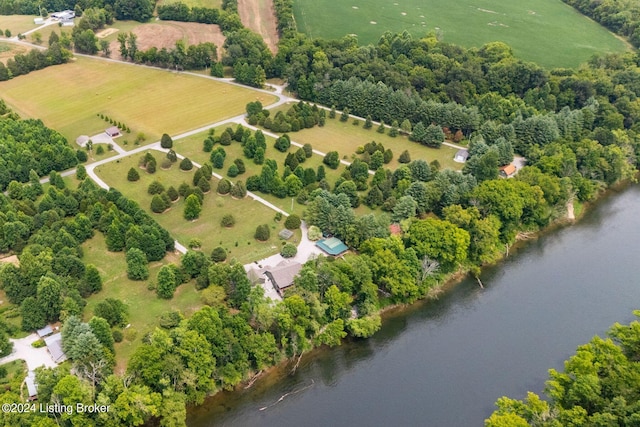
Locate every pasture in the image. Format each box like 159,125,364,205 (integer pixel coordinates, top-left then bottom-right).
0,56,276,144
0,42,30,64
292,0,630,68
0,15,39,36
157,0,222,8
94,153,299,263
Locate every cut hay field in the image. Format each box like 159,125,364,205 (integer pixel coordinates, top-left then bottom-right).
0,15,40,36
293,0,630,68
238,0,279,53
0,56,276,144
157,0,221,8
94,152,299,263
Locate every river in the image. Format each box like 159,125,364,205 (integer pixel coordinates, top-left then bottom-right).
187,184,640,427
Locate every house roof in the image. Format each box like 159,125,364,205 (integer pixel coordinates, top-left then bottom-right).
75,135,89,146
264,261,302,291
316,237,348,256
389,224,402,235
25,372,37,397
500,164,517,176
36,325,53,338
44,333,66,363
105,126,120,136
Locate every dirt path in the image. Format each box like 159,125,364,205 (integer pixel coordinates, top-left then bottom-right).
238,0,279,54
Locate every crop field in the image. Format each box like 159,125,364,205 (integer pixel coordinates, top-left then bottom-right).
82,233,202,371
292,0,629,68
94,153,300,263
0,56,276,144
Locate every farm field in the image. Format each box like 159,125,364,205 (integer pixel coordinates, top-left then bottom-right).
98,20,226,61
82,233,202,371
0,15,40,36
94,153,300,263
0,56,276,144
0,42,30,64
292,0,630,68
173,126,347,213
238,0,279,53
265,105,463,171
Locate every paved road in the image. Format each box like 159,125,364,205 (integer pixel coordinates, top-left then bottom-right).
0,334,57,371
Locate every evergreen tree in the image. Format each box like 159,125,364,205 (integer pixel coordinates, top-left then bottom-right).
179,157,193,171
126,248,149,280
230,181,247,198
167,186,179,201
197,176,211,193
160,133,173,149
399,150,411,163
156,265,177,299
364,115,373,129
217,179,231,195
254,224,270,241
183,194,202,220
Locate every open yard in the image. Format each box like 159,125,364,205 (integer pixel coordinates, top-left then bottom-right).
0,42,30,64
0,56,276,144
82,233,202,371
94,152,300,263
293,0,630,68
0,15,40,36
157,0,222,8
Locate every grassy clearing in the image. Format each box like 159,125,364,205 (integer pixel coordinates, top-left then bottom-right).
0,15,39,36
0,56,276,144
265,106,463,171
0,42,31,64
293,0,629,68
0,360,26,387
94,153,300,263
173,126,347,213
157,0,222,8
82,233,202,371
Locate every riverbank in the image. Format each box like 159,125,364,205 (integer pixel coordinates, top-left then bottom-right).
186,178,635,420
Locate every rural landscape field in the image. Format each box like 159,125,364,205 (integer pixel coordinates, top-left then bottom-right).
293,0,630,68
0,0,639,425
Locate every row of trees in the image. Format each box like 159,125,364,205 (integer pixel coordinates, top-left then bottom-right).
0,41,71,81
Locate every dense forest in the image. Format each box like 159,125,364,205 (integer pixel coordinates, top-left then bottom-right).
0,0,639,425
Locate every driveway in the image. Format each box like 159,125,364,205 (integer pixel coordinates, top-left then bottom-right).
0,333,57,370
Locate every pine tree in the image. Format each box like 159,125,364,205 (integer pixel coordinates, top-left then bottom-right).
160,133,173,149
183,194,202,220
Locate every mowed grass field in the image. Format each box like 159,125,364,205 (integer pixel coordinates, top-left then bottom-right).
0,15,40,36
293,0,629,68
0,56,276,144
82,233,202,371
94,152,300,263
157,0,221,8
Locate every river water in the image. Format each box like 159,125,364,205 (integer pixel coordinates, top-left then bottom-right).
187,184,640,427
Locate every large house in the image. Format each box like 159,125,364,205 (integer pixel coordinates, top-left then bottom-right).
44,333,66,363
315,237,348,257
499,164,517,178
263,261,302,297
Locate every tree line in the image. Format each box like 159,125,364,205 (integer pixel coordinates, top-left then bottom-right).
562,0,640,48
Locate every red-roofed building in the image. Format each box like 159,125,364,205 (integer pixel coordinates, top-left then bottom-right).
389,224,402,235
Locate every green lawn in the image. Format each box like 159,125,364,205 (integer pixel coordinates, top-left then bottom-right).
264,106,463,171
0,15,40,36
82,233,202,372
293,0,630,68
0,56,276,145
173,126,347,213
93,153,300,263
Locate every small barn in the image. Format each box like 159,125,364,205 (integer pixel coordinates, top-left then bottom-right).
454,149,470,163
316,237,348,257
25,371,37,401
264,261,302,297
36,325,53,339
105,126,120,138
499,164,517,178
44,333,67,363
75,135,89,147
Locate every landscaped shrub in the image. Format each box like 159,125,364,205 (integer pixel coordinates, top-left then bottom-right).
211,246,227,262
167,149,177,162
178,182,191,197
220,214,235,227
227,164,239,177
160,133,173,149
166,186,179,202
230,181,246,198
234,158,246,174
323,151,340,169
217,178,231,195
151,194,169,213
399,150,411,163
127,167,140,182
112,329,123,343
96,145,105,155
274,135,291,152
197,176,211,193
147,180,165,195
284,214,301,230
307,225,322,241
146,159,157,174
183,194,202,220
254,224,270,241
160,159,172,169
126,248,149,280
180,157,193,171
281,243,297,258
303,143,313,158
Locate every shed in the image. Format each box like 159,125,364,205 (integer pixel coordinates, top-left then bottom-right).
278,229,294,240
454,149,470,163
105,126,120,137
499,164,517,178
44,333,66,363
33,18,44,25
36,325,53,338
25,371,37,400
315,237,348,257
264,261,302,296
75,135,89,147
